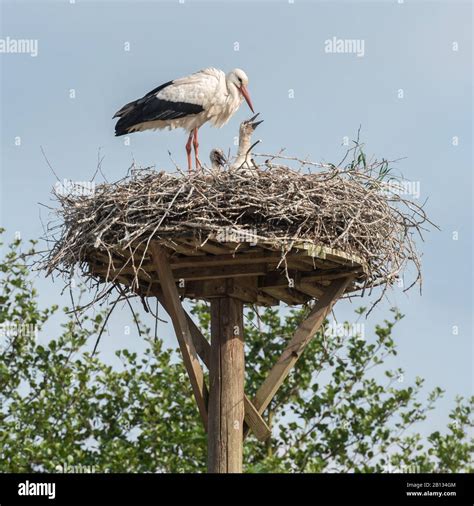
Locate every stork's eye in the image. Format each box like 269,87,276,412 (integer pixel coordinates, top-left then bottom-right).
237,77,242,84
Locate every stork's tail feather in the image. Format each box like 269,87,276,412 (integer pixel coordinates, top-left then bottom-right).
113,100,138,119
113,100,138,136
114,117,131,137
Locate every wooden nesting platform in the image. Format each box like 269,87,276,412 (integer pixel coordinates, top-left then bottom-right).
89,233,368,307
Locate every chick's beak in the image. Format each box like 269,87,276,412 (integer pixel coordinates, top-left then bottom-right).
239,85,255,113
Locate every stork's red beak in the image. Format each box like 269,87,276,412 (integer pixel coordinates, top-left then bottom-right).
239,85,255,113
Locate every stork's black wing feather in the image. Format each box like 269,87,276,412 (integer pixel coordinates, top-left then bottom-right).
113,81,173,119
143,80,175,98
114,80,204,136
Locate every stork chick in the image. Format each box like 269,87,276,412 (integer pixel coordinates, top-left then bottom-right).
209,149,227,170
232,114,263,170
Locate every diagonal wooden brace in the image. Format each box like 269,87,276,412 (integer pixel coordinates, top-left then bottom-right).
150,243,209,430
156,291,271,442
244,275,354,438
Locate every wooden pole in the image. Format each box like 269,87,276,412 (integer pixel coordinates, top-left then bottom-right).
207,286,245,473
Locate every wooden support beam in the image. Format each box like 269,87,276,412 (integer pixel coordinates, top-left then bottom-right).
295,280,325,299
257,293,280,307
168,251,315,269
182,279,274,306
96,250,348,275
259,268,359,295
172,250,273,268
149,243,209,430
181,279,257,303
92,250,362,290
93,262,268,282
172,263,268,281
244,276,353,438
301,266,362,282
208,292,245,473
188,239,234,255
260,286,309,306
242,396,271,443
161,240,204,256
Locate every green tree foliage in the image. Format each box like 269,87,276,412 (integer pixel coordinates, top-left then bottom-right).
0,231,472,472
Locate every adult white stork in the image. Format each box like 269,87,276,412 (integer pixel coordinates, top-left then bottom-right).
113,67,255,172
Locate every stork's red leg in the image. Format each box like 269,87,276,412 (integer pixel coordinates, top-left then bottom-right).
186,132,193,173
193,127,202,170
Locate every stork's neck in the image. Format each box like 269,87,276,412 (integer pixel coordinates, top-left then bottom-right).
232,126,254,169
208,76,244,128
226,81,242,107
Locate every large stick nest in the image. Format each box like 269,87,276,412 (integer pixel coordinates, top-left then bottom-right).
43,149,434,307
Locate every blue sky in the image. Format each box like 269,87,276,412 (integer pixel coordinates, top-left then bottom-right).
0,0,472,440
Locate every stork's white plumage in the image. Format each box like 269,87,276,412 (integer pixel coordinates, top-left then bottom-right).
114,67,255,172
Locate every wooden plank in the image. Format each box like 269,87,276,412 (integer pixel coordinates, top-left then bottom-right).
91,264,152,286
149,243,209,430
156,292,271,442
178,238,233,255
182,280,227,299
293,242,365,267
259,271,301,290
179,279,257,302
93,250,362,286
259,267,360,292
96,250,311,271
208,293,245,472
172,263,267,282
93,262,268,281
244,276,353,438
296,280,325,298
208,236,246,252
257,293,280,307
94,260,354,308
301,266,362,282
156,290,211,366
160,240,204,256
92,239,367,276
190,279,271,306
243,397,271,443
168,251,316,269
170,251,278,268
238,278,279,307
228,283,258,303
260,286,309,306
284,258,316,271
